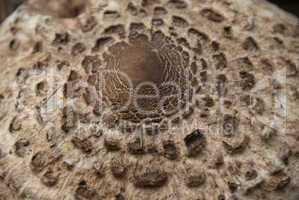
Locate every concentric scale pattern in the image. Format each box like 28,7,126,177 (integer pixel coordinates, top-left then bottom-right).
99,32,191,132
0,0,299,200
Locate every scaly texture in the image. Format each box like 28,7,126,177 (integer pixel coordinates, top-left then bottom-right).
0,0,299,200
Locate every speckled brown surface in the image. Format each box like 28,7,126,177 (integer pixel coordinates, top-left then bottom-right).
0,0,298,199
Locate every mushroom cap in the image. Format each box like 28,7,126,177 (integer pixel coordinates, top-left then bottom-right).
0,0,299,200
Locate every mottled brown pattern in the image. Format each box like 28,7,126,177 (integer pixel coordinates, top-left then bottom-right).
0,0,298,200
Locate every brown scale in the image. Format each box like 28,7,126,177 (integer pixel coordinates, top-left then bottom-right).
26,0,87,19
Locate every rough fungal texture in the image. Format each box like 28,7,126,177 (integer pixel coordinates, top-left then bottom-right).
0,0,298,200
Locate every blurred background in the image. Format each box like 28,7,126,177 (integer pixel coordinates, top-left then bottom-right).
269,0,299,17
0,0,299,24
0,0,22,23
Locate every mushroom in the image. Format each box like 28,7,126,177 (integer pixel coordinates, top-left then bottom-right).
0,0,298,199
